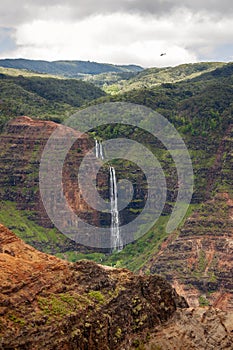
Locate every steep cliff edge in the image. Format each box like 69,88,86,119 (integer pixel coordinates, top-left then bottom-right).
0,224,187,349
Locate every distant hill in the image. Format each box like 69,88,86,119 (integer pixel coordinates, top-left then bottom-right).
104,62,227,94
191,61,233,81
0,58,143,78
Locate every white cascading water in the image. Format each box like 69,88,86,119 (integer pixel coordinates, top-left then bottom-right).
110,166,123,252
99,142,104,160
95,139,104,160
94,139,122,251
95,139,99,158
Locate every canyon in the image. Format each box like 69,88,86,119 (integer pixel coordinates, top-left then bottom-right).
0,62,233,345
1,115,233,311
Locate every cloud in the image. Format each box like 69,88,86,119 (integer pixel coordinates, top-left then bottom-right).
5,12,199,66
1,0,233,26
0,1,233,66
5,9,233,66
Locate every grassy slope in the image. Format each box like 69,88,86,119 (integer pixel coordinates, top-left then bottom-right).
0,201,68,254
0,66,61,78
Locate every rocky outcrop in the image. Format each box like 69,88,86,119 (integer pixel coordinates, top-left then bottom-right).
1,225,232,350
0,224,187,350
125,307,233,350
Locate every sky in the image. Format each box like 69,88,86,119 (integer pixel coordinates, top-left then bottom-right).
0,0,233,67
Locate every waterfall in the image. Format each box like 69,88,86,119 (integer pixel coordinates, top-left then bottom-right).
110,166,123,252
95,139,99,158
95,139,104,160
94,138,122,251
99,142,104,160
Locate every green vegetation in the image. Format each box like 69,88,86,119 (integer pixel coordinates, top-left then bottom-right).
199,295,210,307
102,216,171,270
8,314,25,326
0,201,73,253
97,64,233,141
115,327,122,339
99,204,196,271
88,290,105,303
198,250,207,272
82,71,138,91
56,251,105,263
0,66,60,78
0,72,105,129
103,62,226,93
38,293,84,318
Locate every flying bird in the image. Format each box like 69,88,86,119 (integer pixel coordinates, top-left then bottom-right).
160,53,166,56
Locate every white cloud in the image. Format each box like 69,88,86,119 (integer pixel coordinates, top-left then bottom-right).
5,9,232,67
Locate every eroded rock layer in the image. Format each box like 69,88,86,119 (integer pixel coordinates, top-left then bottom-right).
0,224,187,350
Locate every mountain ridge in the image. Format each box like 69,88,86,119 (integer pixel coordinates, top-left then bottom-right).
0,58,143,77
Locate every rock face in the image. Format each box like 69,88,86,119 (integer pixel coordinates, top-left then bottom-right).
144,193,233,311
0,116,95,225
140,124,233,311
0,116,106,252
128,307,233,350
0,224,187,349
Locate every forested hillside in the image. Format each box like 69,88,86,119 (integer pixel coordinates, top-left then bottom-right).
98,62,233,139
0,73,106,130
